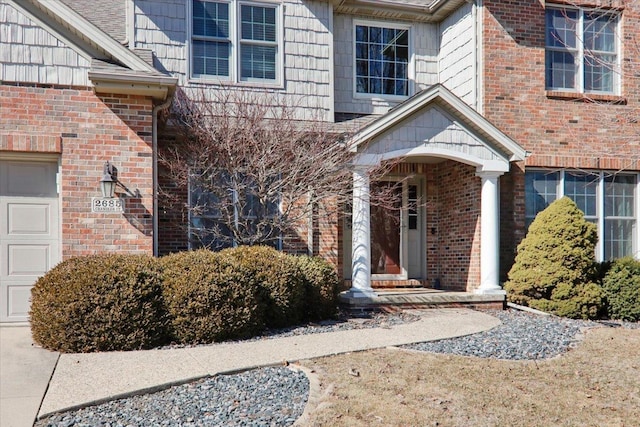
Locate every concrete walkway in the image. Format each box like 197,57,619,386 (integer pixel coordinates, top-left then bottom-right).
0,326,59,427
1,309,501,426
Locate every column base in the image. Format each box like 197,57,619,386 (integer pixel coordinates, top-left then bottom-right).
340,288,378,300
474,287,507,296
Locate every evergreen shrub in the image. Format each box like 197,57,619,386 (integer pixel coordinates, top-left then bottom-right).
504,197,604,319
160,250,264,344
221,246,306,328
294,255,339,320
601,257,640,321
30,254,168,352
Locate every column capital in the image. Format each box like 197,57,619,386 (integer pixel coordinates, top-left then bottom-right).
475,169,504,179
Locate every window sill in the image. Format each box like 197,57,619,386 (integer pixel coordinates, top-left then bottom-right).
545,91,627,104
188,77,284,91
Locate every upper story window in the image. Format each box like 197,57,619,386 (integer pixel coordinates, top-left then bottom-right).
354,22,410,97
545,6,619,94
191,0,280,84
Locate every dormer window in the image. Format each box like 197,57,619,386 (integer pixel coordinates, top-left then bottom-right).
354,21,410,97
191,0,281,84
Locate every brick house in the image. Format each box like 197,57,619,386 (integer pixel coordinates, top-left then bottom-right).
1,0,638,322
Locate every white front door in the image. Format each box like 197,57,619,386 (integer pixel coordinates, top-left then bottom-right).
0,160,60,323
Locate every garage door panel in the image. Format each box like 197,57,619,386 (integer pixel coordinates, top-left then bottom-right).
7,203,51,235
0,162,57,197
8,244,50,275
5,285,32,320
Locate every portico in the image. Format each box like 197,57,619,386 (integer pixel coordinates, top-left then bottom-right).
342,84,526,301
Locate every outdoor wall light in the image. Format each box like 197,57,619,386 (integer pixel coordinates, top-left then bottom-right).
100,161,117,198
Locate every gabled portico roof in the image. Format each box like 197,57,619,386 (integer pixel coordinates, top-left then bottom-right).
349,84,527,168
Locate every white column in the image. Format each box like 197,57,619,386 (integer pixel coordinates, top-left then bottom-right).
347,167,376,298
475,171,505,294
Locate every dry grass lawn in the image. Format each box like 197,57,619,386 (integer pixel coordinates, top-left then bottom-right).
301,327,640,427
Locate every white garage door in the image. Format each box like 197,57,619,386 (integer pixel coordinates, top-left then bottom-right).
0,160,60,323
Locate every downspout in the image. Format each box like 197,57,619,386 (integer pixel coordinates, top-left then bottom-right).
152,93,174,257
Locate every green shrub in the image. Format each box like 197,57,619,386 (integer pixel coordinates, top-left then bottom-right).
601,257,640,321
30,254,168,353
221,246,305,328
504,197,604,319
160,250,264,344
294,255,339,320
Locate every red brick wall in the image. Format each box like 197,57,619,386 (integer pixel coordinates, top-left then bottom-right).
433,161,482,291
482,0,640,274
0,84,154,257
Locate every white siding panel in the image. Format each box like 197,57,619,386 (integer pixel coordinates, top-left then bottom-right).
0,2,90,86
333,14,439,116
438,2,475,106
366,107,502,162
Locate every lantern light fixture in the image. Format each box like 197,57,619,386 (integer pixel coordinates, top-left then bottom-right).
100,161,117,198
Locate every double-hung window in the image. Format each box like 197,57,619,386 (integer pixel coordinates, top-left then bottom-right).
545,6,619,94
191,0,280,84
525,170,638,260
354,22,410,97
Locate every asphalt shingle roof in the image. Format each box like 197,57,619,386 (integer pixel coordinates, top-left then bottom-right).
60,0,126,43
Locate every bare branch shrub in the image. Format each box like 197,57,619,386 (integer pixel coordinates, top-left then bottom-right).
159,88,401,251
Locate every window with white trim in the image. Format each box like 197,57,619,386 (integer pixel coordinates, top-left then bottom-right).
545,6,619,94
354,22,409,97
191,0,280,83
525,170,638,260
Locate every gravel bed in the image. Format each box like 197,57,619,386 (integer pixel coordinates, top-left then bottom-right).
36,309,639,426
403,309,603,360
35,366,309,427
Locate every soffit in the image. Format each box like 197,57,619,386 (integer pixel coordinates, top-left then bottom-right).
331,0,468,23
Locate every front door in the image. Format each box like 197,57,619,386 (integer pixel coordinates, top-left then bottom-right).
370,182,402,276
343,177,425,282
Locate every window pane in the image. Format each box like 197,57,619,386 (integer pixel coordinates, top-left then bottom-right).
564,172,598,217
525,171,558,219
241,44,276,80
545,50,576,89
584,53,615,92
354,25,409,96
192,0,229,38
241,5,276,42
605,175,636,217
584,13,616,53
604,219,635,260
604,174,636,259
190,217,233,251
192,39,230,77
546,9,577,49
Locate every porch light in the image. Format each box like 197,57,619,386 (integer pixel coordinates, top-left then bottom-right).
100,161,117,198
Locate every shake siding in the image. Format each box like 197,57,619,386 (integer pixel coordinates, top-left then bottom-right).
438,2,475,106
333,14,439,115
0,2,90,86
134,0,333,121
364,106,504,162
